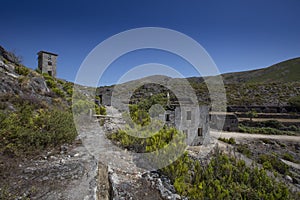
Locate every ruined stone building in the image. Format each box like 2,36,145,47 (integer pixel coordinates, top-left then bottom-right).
163,104,210,146
98,88,112,106
37,51,58,77
98,88,210,146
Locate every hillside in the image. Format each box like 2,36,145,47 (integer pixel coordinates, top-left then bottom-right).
100,57,300,106
187,57,300,84
222,57,300,84
191,57,300,105
0,47,74,110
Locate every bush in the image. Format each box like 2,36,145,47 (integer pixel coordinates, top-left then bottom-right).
42,73,53,80
108,124,184,154
282,153,297,163
258,154,289,175
236,144,252,158
72,99,95,115
0,106,77,156
288,96,300,110
238,124,293,135
95,104,106,115
46,79,57,88
35,68,42,74
15,65,30,76
160,148,294,199
66,88,73,96
218,137,236,144
52,87,65,98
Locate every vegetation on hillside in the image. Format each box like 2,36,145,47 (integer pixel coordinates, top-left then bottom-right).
238,119,300,135
161,148,299,199
189,81,300,106
107,96,299,199
218,137,236,144
238,124,296,135
109,125,300,200
0,104,77,156
289,95,300,110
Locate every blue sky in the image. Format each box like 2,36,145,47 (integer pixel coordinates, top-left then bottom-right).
1,0,300,86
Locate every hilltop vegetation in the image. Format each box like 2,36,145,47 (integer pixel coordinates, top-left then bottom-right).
222,57,300,84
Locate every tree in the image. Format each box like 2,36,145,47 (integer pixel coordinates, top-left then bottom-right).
246,110,258,122
288,96,300,110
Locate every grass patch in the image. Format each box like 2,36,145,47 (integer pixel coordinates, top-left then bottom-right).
218,137,236,144
239,124,295,135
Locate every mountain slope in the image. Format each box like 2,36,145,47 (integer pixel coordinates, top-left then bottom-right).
98,57,300,106
222,57,300,84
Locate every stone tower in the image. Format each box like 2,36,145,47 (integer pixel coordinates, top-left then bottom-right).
37,51,58,77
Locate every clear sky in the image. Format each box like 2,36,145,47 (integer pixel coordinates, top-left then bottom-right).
1,0,300,86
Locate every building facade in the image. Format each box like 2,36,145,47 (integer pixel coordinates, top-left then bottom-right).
37,51,58,77
163,105,210,146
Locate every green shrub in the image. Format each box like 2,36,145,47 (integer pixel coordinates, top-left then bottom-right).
57,79,64,85
72,99,94,115
0,106,77,156
238,124,293,135
262,161,273,170
66,88,73,96
108,124,184,154
246,110,258,121
263,120,284,129
236,144,252,158
288,95,300,110
52,87,65,97
15,65,30,76
46,79,57,88
3,58,8,64
282,153,297,163
95,104,106,115
258,154,289,175
218,137,236,144
160,148,294,199
42,73,53,80
35,68,42,74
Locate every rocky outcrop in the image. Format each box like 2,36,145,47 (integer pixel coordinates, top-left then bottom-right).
0,56,71,110
0,141,99,199
0,45,22,64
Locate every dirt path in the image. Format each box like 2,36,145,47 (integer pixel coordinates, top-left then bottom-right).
211,130,300,142
80,106,164,200
238,118,300,123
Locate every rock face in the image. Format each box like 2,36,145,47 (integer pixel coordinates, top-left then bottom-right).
0,45,21,64
0,141,99,200
142,171,185,200
0,55,70,110
0,59,48,95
